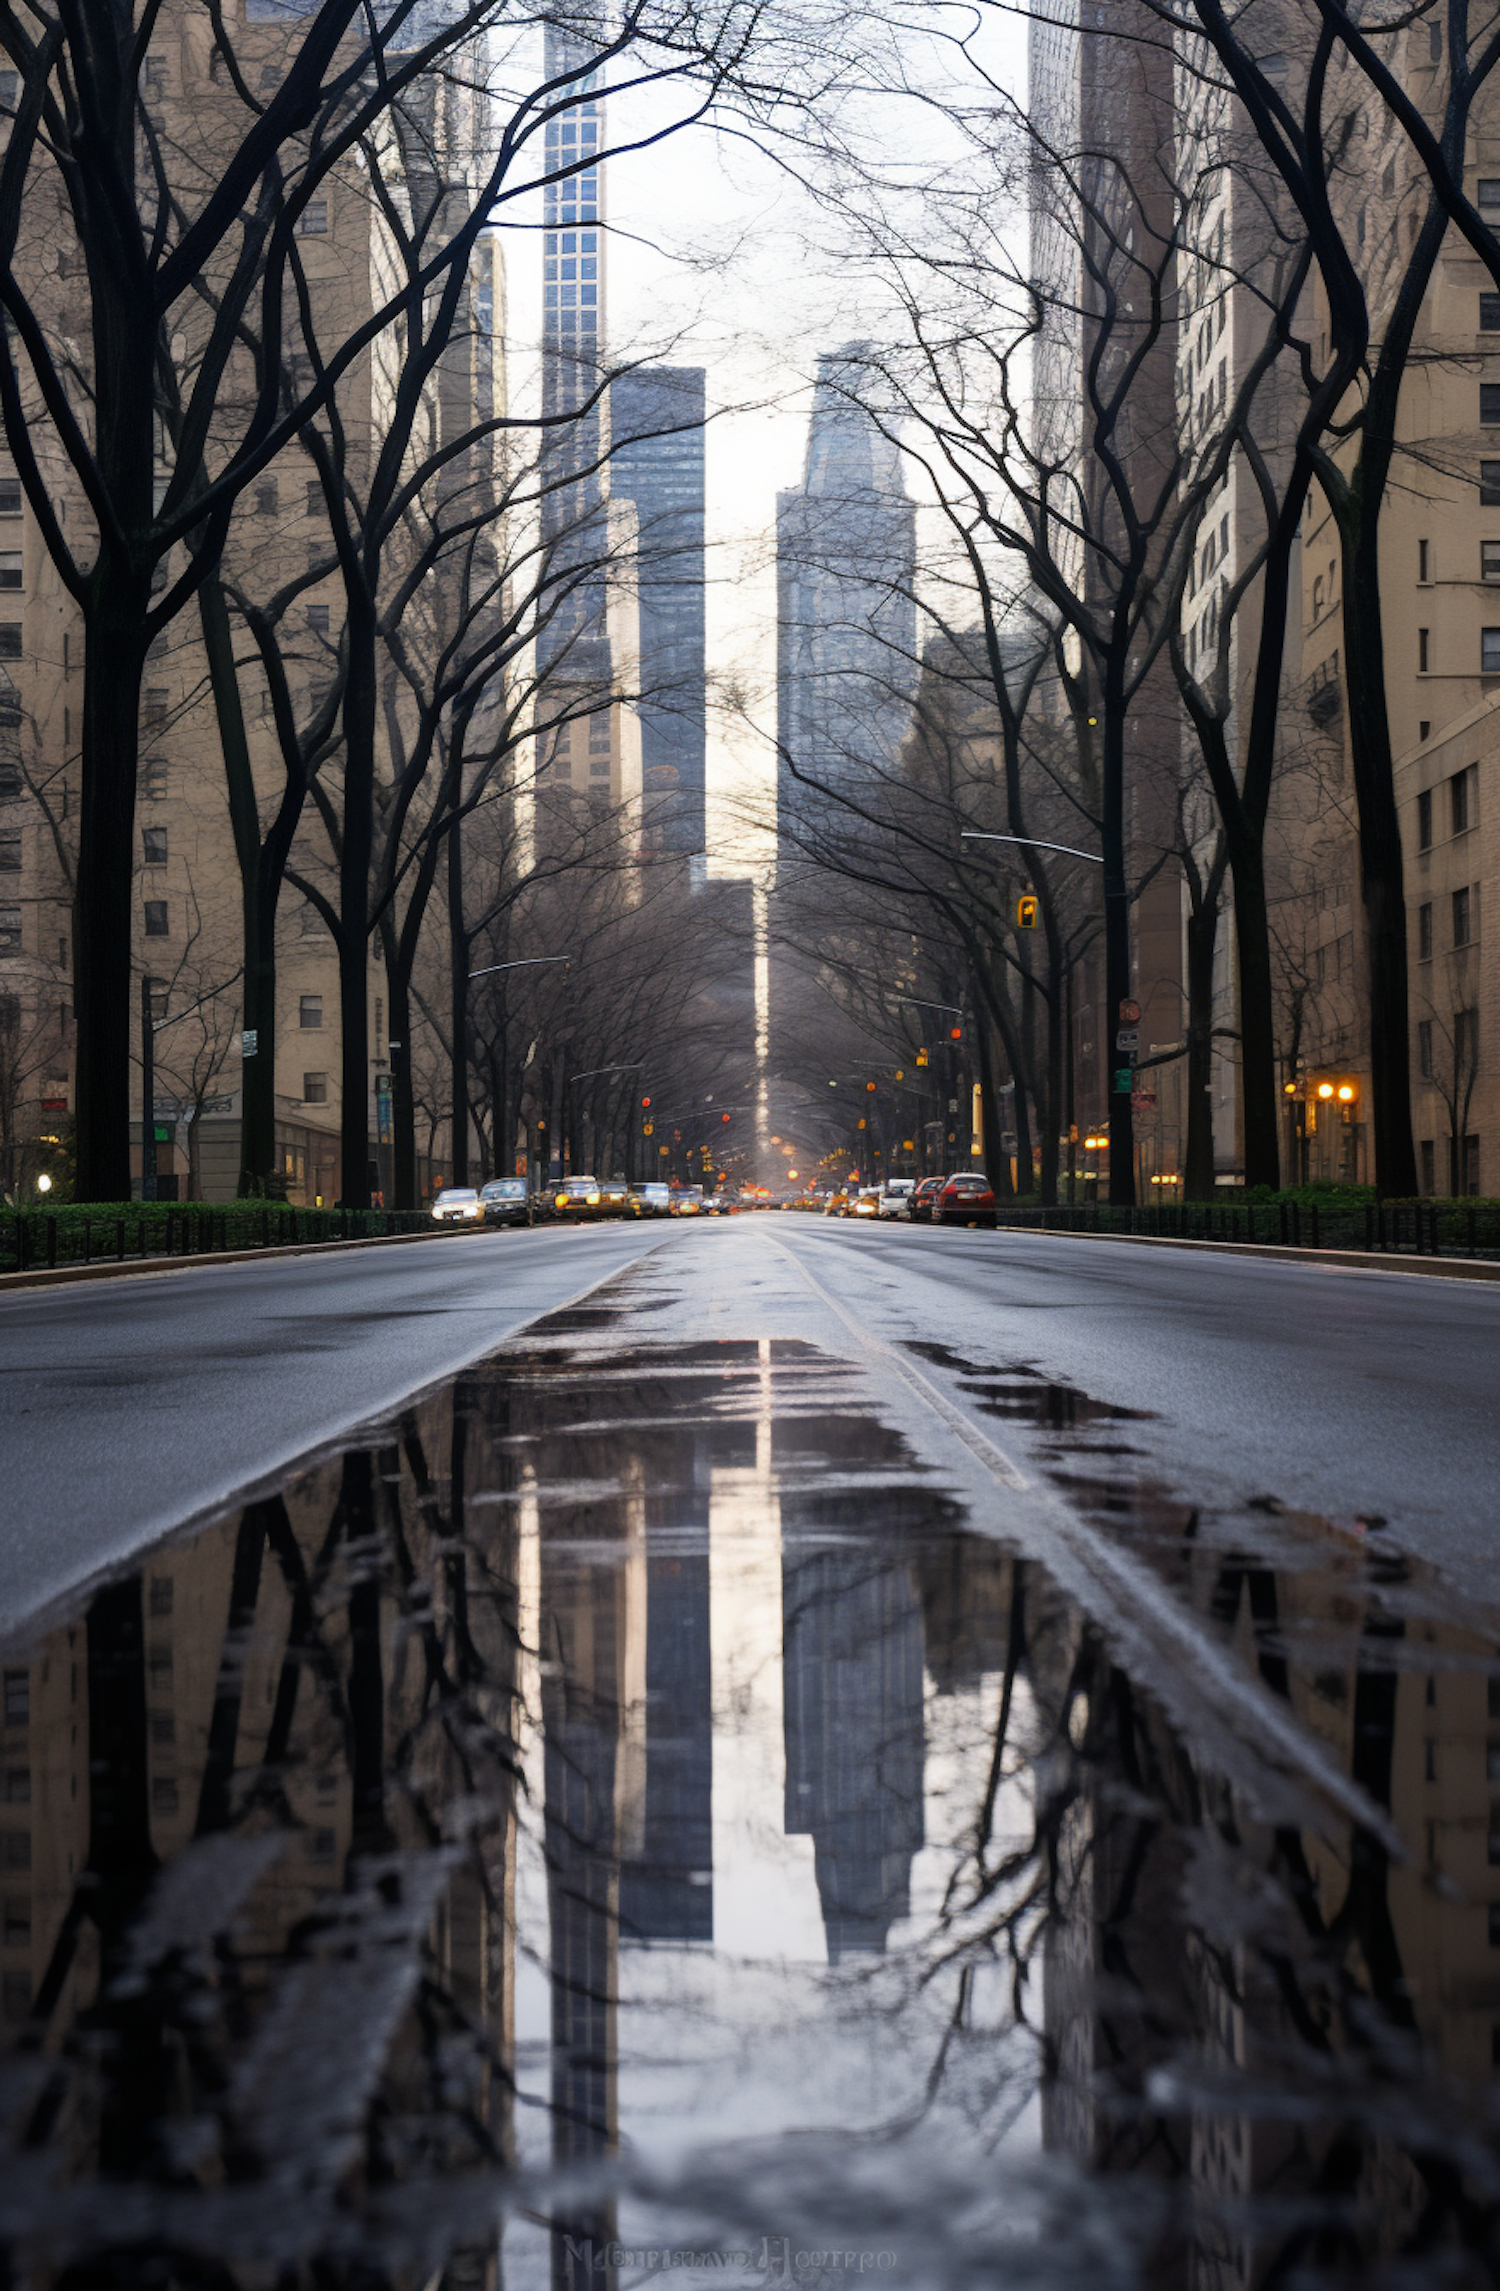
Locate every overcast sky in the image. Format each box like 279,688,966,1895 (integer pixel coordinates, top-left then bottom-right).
495,9,1028,870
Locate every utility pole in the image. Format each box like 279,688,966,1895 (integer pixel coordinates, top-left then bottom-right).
140,976,157,1203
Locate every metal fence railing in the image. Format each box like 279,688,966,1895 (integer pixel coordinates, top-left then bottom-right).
985,1199,1500,1260
1,1206,441,1278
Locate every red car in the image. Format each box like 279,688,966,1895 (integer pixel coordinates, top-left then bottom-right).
935,1172,996,1227
907,1177,946,1223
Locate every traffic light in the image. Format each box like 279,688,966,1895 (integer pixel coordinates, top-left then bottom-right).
866,1081,876,1093
949,1026,963,1042
1016,893,1039,930
721,1111,731,1124
916,1048,929,1067
641,1095,652,1109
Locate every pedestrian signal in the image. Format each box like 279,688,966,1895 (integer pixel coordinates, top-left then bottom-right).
1016,894,1039,930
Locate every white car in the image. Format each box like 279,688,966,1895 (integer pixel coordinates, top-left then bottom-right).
431,1187,482,1224
879,1180,917,1218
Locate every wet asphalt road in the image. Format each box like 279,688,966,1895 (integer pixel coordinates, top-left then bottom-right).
0,1221,664,1638
2,1213,1498,1641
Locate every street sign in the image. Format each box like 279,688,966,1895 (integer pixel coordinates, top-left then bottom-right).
1113,1068,1134,1093
240,1029,258,1058
1118,998,1141,1024
1116,1029,1140,1054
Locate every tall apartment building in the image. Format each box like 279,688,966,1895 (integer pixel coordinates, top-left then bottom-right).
1289,25,1499,1192
0,3,499,1203
610,366,708,857
1027,3,1187,1185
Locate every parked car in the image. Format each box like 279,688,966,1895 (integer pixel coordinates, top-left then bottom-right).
629,1182,673,1218
935,1172,996,1227
850,1188,882,1218
596,1179,630,1214
431,1186,483,1224
703,1192,739,1215
821,1191,849,1217
878,1180,916,1219
478,1178,530,1227
671,1187,705,1217
550,1175,607,1219
907,1177,946,1223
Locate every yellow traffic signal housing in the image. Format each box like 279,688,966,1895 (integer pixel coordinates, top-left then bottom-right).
1016,893,1039,930
916,1048,929,1067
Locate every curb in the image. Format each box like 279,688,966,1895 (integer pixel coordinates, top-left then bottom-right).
987,1223,1500,1283
0,1222,486,1295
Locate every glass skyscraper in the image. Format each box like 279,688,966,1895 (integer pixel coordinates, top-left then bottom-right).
610,367,707,855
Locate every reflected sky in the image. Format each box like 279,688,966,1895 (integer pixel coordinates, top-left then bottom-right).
1,1331,1498,2288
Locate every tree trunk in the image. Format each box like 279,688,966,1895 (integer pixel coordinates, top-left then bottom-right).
198,576,280,1195
337,611,378,1209
75,603,145,1201
1342,518,1419,1196
1183,874,1220,1202
448,816,470,1187
382,921,416,1211
1101,696,1136,1203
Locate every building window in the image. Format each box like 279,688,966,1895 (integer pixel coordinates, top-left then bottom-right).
302,1071,328,1104
1482,384,1500,425
1418,539,1430,582
1454,885,1472,946
1485,294,1500,332
0,626,21,661
2,1900,29,1947
1452,763,1477,834
151,1777,179,1815
141,825,167,865
0,906,19,955
1421,1138,1436,1194
144,899,169,937
1418,1020,1433,1078
2,1674,26,1729
146,976,168,1021
142,758,168,801
297,198,329,235
0,75,14,111
1486,542,1500,584
1483,462,1500,506
589,755,610,778
142,687,168,726
1419,628,1430,672
306,603,330,635
0,482,18,518
299,994,322,1029
1484,629,1500,674
1419,901,1433,960
1481,180,1500,213
255,478,278,516
0,832,18,873
306,479,321,518
1418,788,1433,849
2,1832,28,1873
0,555,21,593
3,1772,26,1807
1456,1008,1479,1072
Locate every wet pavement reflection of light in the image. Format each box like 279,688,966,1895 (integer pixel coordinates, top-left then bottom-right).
2,1322,1500,2288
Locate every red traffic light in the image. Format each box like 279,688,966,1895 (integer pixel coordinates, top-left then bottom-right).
720,1112,731,1124
641,1096,652,1109
949,1026,963,1041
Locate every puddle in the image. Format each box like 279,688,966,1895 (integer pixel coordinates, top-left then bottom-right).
1,1332,1499,2286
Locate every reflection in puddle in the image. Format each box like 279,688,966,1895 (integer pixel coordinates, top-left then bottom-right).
1,1335,1499,2286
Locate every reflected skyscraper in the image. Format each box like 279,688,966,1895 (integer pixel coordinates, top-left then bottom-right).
620,1518,714,1944
781,1538,926,1960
